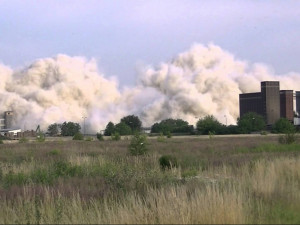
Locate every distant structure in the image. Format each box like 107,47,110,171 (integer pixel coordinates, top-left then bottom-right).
0,111,20,137
239,81,297,125
4,111,14,129
296,91,300,116
280,90,294,121
0,111,37,138
0,118,5,129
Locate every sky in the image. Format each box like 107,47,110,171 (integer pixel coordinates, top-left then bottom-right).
0,0,299,87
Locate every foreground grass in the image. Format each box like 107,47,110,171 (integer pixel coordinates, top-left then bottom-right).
0,136,299,224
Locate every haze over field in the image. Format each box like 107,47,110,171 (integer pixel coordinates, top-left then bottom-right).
1,43,300,132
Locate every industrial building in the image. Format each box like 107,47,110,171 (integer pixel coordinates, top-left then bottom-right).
0,111,22,137
239,81,297,125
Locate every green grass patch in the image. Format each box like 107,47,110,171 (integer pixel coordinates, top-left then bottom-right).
264,201,300,224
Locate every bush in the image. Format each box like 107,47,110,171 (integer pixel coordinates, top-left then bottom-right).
159,155,178,170
111,132,121,141
237,112,266,134
278,132,296,145
96,133,104,141
19,137,29,143
0,139,3,144
48,149,61,156
166,131,172,138
182,169,198,178
260,131,268,135
52,161,83,178
85,137,93,141
3,171,29,188
272,118,295,134
30,168,54,185
36,132,46,142
72,132,84,141
128,133,148,156
157,133,166,142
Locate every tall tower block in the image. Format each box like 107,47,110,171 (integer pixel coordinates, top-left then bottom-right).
280,90,294,122
4,111,13,129
296,91,300,117
261,81,280,125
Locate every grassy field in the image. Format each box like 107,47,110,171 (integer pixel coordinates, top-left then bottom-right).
0,135,299,224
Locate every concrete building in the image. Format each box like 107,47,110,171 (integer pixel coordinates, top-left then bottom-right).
4,111,14,129
261,81,280,125
239,92,262,117
239,81,298,126
0,119,5,129
280,90,294,122
296,91,300,116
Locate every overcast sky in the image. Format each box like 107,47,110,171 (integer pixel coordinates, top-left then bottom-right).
0,0,299,86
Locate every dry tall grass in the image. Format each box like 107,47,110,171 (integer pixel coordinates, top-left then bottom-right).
0,155,299,224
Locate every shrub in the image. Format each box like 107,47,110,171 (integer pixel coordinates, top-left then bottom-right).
272,118,295,133
128,133,148,156
0,139,3,144
30,168,54,185
19,137,29,143
36,132,46,142
85,136,93,141
278,132,296,145
111,132,121,141
96,133,104,141
166,131,172,138
159,155,178,170
182,169,198,178
72,132,84,140
157,133,166,142
48,149,61,156
260,131,268,135
208,131,215,139
3,171,29,188
237,112,266,134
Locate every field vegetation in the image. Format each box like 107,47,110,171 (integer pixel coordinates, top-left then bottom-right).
0,135,299,224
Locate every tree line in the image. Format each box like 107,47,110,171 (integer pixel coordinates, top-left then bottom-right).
46,112,296,137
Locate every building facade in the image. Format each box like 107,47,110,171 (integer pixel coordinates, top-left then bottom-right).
239,92,262,118
261,81,280,125
4,111,14,129
280,90,294,122
239,81,297,126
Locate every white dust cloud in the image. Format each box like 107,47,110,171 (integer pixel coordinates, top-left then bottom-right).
0,43,300,132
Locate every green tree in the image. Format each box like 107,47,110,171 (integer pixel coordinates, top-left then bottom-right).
196,115,224,135
104,122,115,136
128,133,148,156
120,115,142,132
272,118,295,133
61,122,81,136
237,112,266,134
151,118,193,134
47,123,61,136
115,122,132,135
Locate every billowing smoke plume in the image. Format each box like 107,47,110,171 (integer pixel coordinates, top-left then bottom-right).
0,43,300,132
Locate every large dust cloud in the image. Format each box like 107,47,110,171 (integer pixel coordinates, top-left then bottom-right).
0,43,300,132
